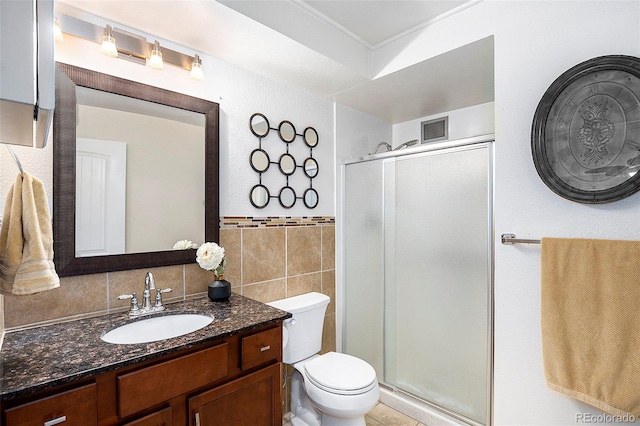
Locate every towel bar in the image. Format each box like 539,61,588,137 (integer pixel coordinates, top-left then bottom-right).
501,234,541,245
5,144,24,175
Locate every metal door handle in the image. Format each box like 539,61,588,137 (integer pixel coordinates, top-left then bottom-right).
44,417,67,426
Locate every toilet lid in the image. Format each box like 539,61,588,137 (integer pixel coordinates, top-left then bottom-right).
304,352,377,395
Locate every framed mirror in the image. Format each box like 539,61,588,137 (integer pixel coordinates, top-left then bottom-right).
250,149,270,173
279,153,297,175
279,186,297,208
303,188,319,208
303,157,319,178
304,127,318,148
278,120,296,143
250,113,270,138
53,63,220,276
250,184,270,208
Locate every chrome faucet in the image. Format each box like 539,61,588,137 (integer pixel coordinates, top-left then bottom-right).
142,272,155,311
118,271,173,317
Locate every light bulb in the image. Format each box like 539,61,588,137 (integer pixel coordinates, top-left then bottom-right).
149,40,164,70
190,54,204,80
100,25,117,57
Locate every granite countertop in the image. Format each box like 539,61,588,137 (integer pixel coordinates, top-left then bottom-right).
0,294,291,401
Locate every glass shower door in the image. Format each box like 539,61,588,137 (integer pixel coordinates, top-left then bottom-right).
343,141,493,426
344,159,384,378
387,144,491,425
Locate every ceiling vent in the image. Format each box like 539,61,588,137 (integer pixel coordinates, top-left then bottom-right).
421,116,448,144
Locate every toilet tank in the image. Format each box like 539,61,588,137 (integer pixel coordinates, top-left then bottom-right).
267,292,329,364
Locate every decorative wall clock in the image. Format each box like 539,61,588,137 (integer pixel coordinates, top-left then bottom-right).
531,55,640,203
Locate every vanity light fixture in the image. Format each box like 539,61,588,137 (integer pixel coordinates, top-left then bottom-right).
190,54,204,80
148,40,164,69
54,16,64,42
56,13,204,80
100,24,118,57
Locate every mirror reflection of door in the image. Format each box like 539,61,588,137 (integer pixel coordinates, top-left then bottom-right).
75,138,126,257
76,86,205,254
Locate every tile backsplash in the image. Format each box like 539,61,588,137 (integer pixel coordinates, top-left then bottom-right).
1,217,336,347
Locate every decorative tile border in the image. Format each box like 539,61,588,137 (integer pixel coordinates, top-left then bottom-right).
220,216,335,229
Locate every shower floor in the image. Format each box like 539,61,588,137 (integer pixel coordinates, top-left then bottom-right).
282,403,426,426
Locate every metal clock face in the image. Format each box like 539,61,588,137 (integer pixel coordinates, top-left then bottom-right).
532,55,640,204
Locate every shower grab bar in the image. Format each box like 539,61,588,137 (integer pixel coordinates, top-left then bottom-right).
501,234,541,245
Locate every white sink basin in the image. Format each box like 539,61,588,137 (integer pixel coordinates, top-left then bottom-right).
101,313,213,344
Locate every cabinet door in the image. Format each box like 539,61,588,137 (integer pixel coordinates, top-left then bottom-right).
4,383,97,426
188,363,281,426
122,407,171,426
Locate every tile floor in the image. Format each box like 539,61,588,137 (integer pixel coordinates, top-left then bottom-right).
283,402,427,426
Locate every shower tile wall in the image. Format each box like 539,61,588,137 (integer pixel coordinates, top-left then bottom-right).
2,217,336,350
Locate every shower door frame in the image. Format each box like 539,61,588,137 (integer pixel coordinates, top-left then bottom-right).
340,134,495,426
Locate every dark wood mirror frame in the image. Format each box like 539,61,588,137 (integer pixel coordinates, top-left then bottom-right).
53,62,219,277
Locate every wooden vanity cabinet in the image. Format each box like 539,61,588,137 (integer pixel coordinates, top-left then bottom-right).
188,363,281,426
3,383,97,426
1,323,283,426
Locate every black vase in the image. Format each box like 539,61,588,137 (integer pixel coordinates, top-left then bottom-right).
208,278,231,302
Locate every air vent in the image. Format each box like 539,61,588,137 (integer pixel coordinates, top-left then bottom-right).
421,116,448,143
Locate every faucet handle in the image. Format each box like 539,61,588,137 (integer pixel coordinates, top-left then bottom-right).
154,288,173,309
118,292,140,315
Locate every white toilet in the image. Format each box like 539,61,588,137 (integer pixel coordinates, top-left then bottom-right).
268,292,380,426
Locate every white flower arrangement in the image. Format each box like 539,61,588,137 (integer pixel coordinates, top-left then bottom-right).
196,242,226,278
173,240,198,250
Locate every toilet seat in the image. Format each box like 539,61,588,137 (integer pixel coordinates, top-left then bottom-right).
303,352,377,396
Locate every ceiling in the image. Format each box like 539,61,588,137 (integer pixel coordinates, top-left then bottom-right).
247,0,469,49
57,0,493,124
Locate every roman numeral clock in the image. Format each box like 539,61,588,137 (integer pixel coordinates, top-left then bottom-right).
532,55,640,203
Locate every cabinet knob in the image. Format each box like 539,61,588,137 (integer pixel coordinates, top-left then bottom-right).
260,345,271,352
44,416,67,426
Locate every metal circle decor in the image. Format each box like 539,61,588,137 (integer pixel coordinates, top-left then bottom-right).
279,153,296,175
303,157,318,178
278,121,296,143
250,113,270,138
532,55,640,204
250,184,270,209
304,127,319,148
279,186,297,208
249,113,318,209
250,149,270,173
303,188,319,208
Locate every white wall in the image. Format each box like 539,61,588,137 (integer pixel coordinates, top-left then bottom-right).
392,101,495,148
364,1,640,425
0,10,335,219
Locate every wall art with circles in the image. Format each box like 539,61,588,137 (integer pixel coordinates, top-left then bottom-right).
249,113,319,209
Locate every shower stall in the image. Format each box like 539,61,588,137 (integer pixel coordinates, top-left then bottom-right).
342,136,494,426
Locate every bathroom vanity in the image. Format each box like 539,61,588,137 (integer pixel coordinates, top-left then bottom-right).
0,294,290,426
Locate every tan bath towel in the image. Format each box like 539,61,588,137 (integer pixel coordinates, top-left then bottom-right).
0,172,59,295
541,237,640,417
0,174,23,293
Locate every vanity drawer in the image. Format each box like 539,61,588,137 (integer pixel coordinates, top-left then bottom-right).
117,343,228,418
241,327,281,370
4,383,97,426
